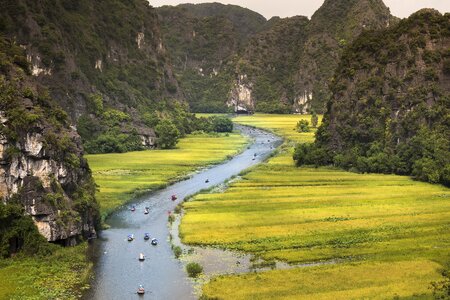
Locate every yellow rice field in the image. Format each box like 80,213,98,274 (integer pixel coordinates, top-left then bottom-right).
86,132,248,216
234,113,322,143
180,114,450,299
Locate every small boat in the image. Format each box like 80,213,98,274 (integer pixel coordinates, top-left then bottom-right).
151,238,158,246
127,234,134,241
144,233,150,240
171,195,177,201
130,205,136,212
139,253,145,261
137,285,145,295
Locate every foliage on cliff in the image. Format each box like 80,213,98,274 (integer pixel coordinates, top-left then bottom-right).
0,0,194,151
0,36,99,253
158,0,395,113
295,0,395,113
294,10,450,186
157,3,265,112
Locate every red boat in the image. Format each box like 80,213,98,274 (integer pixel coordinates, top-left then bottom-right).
171,195,177,201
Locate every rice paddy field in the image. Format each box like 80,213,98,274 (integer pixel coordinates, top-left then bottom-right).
180,114,450,299
234,113,323,143
86,132,248,216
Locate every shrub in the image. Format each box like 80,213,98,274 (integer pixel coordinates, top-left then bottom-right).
211,116,233,133
186,262,203,278
173,246,182,258
296,120,310,132
311,112,319,128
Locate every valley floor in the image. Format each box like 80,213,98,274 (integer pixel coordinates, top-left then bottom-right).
0,131,248,300
181,114,450,299
86,131,248,217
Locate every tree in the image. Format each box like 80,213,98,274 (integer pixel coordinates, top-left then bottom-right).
211,116,233,132
155,119,180,149
186,262,203,278
311,111,318,128
296,120,310,132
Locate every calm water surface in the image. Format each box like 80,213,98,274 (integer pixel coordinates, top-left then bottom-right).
84,125,282,300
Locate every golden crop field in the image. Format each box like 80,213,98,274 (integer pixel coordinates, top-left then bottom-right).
86,132,248,216
234,113,322,143
180,114,450,299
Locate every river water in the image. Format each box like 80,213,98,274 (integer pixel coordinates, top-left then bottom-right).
84,125,282,300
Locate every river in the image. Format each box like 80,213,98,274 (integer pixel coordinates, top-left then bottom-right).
84,125,282,300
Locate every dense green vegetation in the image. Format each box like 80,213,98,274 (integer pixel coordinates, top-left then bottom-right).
1,0,192,151
0,243,92,300
87,131,247,217
0,36,99,299
294,10,450,187
181,114,449,299
158,0,394,113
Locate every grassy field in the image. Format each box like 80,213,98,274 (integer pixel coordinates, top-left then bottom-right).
234,113,322,143
194,113,230,118
86,132,248,216
0,245,91,300
180,114,450,299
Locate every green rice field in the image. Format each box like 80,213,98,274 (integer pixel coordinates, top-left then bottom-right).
0,245,91,300
86,132,248,216
180,114,450,299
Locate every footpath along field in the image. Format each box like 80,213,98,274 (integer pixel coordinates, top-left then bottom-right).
180,114,450,299
86,132,248,217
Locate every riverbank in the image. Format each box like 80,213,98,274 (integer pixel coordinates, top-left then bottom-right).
0,244,91,300
86,131,249,219
83,125,281,299
180,114,450,299
0,130,249,300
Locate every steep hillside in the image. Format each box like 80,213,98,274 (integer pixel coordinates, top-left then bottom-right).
177,3,267,41
295,10,450,186
295,0,395,113
159,0,395,113
0,36,98,253
229,16,310,113
158,3,267,112
0,0,189,151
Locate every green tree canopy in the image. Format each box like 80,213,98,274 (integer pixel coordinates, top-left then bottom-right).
155,119,180,149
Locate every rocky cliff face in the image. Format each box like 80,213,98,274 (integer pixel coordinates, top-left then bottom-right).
157,3,266,113
0,37,98,245
0,0,185,149
158,0,395,114
304,9,450,186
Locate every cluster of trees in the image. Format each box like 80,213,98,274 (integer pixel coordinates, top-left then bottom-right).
155,115,233,149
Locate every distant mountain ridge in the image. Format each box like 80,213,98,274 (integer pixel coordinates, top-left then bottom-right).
157,0,396,113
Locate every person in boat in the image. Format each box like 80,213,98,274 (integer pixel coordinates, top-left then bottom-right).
131,205,136,212
137,285,145,294
151,238,158,245
139,253,145,261
205,179,209,183
128,234,134,241
144,233,150,240
144,208,149,214
171,194,177,201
